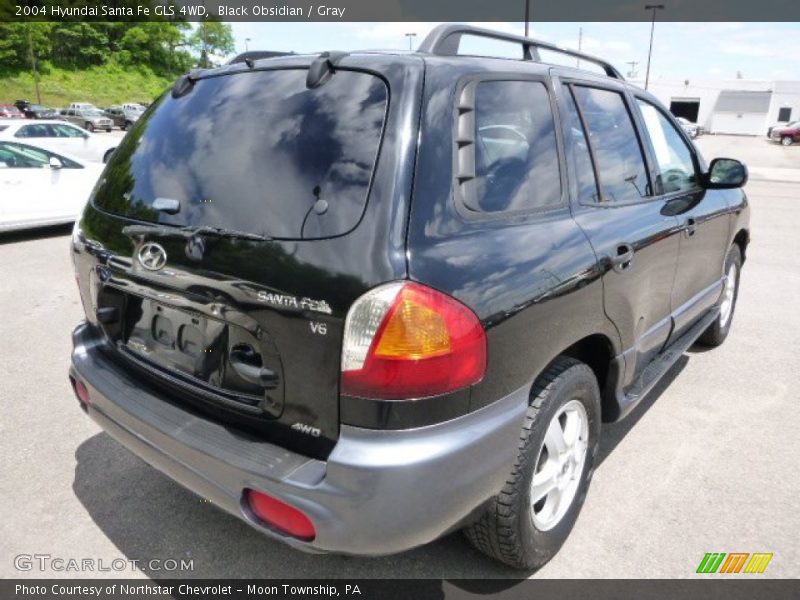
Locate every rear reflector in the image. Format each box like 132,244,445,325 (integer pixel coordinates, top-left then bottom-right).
72,378,91,405
341,281,487,399
244,489,316,541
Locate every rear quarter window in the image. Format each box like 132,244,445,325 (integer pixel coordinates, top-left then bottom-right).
456,79,563,215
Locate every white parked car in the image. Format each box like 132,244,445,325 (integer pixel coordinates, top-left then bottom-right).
0,141,103,233
676,117,700,139
0,120,117,163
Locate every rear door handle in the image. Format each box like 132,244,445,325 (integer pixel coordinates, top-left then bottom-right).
684,217,697,237
612,243,635,272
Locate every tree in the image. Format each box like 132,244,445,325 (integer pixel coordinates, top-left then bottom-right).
0,23,51,72
190,20,234,68
117,22,192,75
51,22,109,67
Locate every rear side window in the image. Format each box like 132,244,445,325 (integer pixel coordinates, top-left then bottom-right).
571,86,650,203
457,80,562,214
563,91,600,203
92,69,388,240
15,124,49,138
49,124,85,138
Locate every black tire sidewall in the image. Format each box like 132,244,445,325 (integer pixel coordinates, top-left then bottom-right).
517,366,601,562
718,246,742,336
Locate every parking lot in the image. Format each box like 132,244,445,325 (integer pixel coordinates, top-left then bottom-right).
0,135,797,580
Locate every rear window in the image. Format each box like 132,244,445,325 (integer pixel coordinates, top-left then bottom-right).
93,68,388,239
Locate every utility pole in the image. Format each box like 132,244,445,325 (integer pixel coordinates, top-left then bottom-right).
26,25,41,105
524,0,530,36
245,38,251,52
644,4,664,90
404,32,416,51
626,60,639,78
577,27,583,68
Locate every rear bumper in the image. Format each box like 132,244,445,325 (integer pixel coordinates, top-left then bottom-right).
70,322,528,556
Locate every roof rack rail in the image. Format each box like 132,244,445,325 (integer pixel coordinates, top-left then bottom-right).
417,24,624,80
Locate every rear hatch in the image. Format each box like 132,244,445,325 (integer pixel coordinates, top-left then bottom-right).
75,56,422,458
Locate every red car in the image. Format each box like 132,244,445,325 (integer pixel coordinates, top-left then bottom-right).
0,104,26,119
770,121,800,146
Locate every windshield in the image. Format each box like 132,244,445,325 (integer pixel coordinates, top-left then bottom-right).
93,68,388,239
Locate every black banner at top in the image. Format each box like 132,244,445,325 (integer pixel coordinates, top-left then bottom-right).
1,0,799,22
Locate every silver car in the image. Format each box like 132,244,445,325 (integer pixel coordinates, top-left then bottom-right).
62,107,113,132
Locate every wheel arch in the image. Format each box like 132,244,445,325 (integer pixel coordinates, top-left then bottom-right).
539,333,620,423
733,228,749,263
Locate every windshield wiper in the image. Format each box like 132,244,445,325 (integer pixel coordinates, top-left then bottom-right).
122,223,271,242
188,225,271,242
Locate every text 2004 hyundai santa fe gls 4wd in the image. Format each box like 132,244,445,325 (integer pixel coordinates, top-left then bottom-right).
69,26,750,569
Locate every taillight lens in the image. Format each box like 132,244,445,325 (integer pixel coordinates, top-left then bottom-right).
341,282,486,399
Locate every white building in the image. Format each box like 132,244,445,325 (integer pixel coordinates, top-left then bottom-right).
631,79,800,136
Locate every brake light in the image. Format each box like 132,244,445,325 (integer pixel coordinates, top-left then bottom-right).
341,282,486,399
245,489,316,541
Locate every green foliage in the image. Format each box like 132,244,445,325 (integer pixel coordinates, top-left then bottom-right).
0,23,52,71
0,18,231,76
190,20,235,68
0,63,172,107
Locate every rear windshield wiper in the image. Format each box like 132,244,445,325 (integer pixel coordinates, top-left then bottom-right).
122,223,271,242
188,225,272,242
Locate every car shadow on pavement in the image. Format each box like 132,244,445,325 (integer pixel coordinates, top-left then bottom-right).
71,356,688,582
0,223,72,245
595,355,688,467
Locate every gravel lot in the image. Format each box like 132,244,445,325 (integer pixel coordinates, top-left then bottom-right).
0,135,797,580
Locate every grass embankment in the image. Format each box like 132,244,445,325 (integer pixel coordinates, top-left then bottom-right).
0,63,172,108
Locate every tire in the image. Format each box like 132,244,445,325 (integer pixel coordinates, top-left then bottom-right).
782,136,793,146
463,357,601,570
105,128,112,133
696,245,742,347
103,148,115,164
123,121,131,131
85,122,94,132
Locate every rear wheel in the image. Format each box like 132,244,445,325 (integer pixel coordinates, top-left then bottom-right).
85,122,94,132
782,136,793,146
463,357,601,570
697,245,742,347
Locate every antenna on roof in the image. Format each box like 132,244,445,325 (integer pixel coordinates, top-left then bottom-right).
306,51,348,89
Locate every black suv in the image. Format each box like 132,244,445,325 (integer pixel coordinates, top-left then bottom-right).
69,25,750,570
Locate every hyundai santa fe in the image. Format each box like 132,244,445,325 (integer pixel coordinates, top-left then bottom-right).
69,25,750,569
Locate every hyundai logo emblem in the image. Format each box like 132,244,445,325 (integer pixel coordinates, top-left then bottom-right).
137,242,167,271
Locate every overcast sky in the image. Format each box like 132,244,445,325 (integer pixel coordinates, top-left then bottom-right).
228,22,799,81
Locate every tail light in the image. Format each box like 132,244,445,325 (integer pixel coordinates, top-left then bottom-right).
244,489,316,541
341,282,486,399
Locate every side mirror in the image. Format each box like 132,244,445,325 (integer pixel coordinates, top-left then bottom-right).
49,157,63,169
704,158,748,189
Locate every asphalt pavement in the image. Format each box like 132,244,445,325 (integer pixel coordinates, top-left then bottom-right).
0,135,797,580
